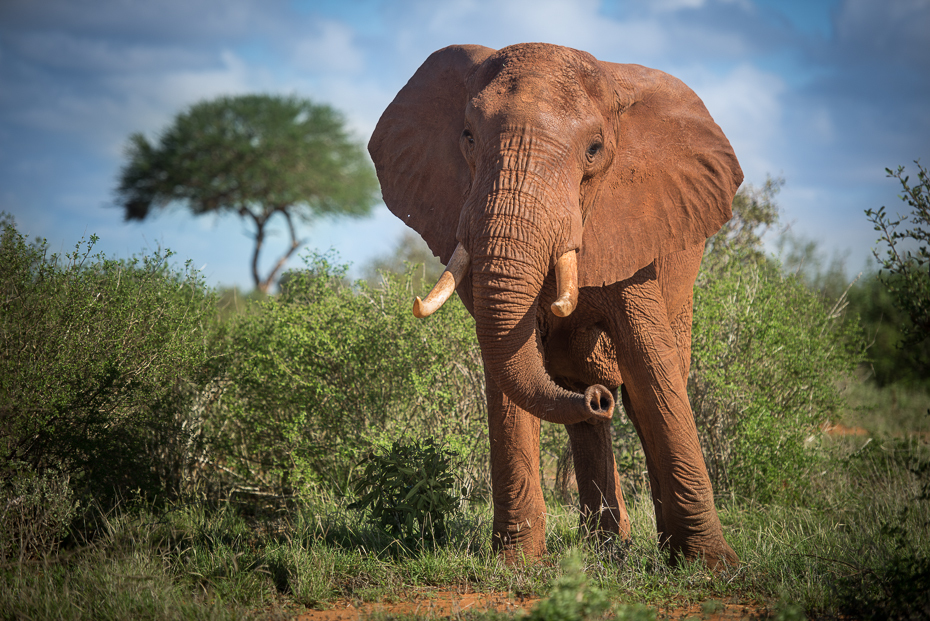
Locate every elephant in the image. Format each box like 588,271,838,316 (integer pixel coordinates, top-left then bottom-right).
368,43,743,569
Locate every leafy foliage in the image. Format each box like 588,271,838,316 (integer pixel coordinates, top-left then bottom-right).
212,254,487,497
768,229,929,389
350,439,461,547
691,251,865,501
0,214,219,551
703,175,783,264
866,162,930,349
116,94,379,292
846,273,930,388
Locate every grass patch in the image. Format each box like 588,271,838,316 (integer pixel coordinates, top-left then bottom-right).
841,379,930,436
6,450,926,620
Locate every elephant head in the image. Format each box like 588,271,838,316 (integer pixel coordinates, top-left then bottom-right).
369,43,742,427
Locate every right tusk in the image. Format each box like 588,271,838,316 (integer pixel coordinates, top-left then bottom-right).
413,243,470,318
550,250,579,317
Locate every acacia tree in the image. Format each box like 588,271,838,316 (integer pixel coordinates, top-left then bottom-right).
116,94,379,293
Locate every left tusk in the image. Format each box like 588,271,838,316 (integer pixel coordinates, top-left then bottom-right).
413,243,470,318
550,250,579,318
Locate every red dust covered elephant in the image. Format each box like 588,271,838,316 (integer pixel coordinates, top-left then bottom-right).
368,43,742,568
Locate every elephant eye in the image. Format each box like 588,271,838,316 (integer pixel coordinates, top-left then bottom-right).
586,140,602,158
462,129,475,145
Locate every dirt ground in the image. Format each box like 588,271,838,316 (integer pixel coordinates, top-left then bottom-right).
289,588,769,620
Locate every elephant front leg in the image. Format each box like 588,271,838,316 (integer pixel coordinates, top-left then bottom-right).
564,418,631,544
611,269,738,569
486,369,547,564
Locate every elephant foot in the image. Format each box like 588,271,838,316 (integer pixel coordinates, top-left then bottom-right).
668,537,739,573
493,518,547,566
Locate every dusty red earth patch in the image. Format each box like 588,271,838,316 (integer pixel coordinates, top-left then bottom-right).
656,601,768,620
821,421,930,443
821,422,870,437
290,589,539,620
288,589,767,620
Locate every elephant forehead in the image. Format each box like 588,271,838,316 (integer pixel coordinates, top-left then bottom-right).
472,71,594,123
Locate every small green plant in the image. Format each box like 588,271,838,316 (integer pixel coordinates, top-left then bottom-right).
525,551,614,621
350,439,461,547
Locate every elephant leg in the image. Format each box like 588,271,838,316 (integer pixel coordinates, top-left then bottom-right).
619,385,667,544
485,369,547,564
610,268,738,569
564,417,631,543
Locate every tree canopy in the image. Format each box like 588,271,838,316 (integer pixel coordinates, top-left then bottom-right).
116,94,380,293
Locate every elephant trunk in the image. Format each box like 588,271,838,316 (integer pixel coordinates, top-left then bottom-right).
470,227,613,425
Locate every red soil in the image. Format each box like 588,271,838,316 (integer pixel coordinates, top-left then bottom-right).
288,588,767,620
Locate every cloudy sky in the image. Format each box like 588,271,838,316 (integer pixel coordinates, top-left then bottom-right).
1,0,927,290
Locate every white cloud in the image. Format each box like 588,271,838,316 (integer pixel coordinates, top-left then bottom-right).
291,20,365,74
8,31,208,73
16,50,261,158
646,0,707,11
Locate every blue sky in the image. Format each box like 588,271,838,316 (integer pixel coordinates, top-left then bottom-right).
1,0,927,290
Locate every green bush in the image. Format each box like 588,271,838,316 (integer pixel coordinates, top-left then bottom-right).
866,162,930,349
212,254,487,497
845,272,930,389
690,248,866,502
350,439,461,547
0,214,219,548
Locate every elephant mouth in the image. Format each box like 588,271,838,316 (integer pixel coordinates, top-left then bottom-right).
413,242,580,319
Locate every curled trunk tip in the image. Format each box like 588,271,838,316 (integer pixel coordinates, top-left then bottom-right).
583,385,615,424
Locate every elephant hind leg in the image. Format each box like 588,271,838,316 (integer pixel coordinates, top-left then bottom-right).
620,385,667,542
485,369,547,564
565,414,631,544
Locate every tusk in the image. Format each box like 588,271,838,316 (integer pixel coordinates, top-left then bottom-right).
550,250,579,317
413,243,470,318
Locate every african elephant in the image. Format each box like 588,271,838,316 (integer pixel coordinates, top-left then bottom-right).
368,43,742,569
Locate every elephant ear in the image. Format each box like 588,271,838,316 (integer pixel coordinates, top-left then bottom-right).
368,44,496,265
577,62,743,287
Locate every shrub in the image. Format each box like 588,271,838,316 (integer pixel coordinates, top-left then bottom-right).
350,439,461,547
866,161,930,349
211,254,487,497
689,248,866,502
0,214,219,547
0,468,76,561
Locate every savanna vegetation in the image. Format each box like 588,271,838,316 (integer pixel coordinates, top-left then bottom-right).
1,164,929,620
